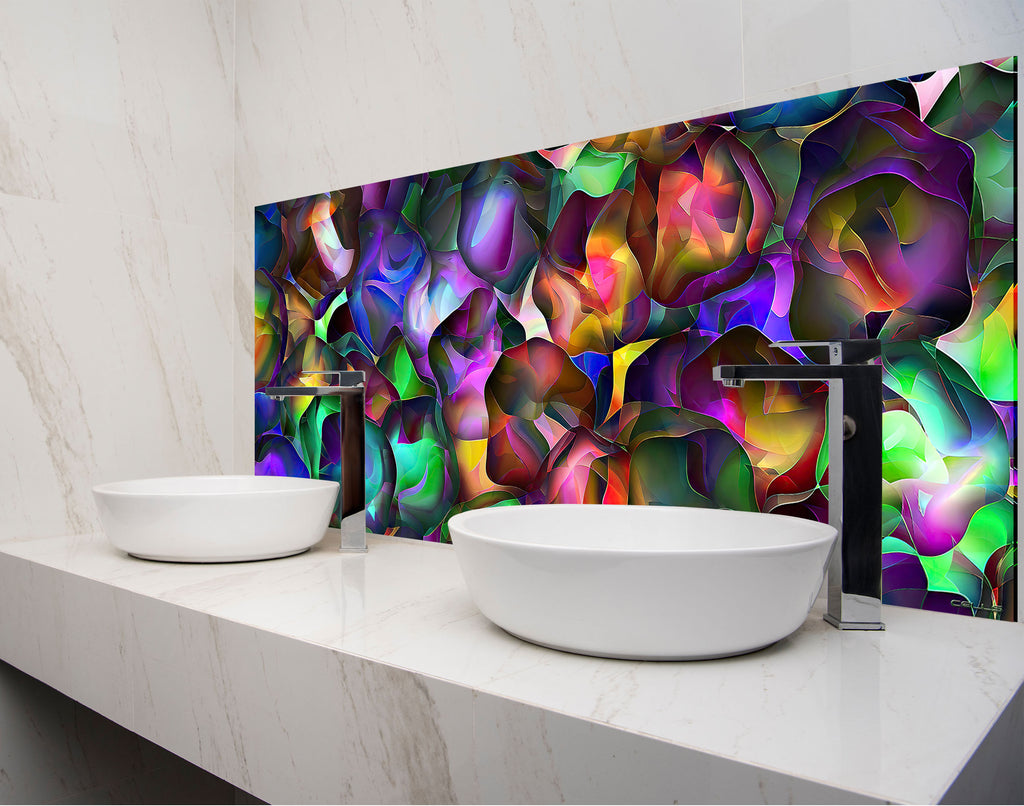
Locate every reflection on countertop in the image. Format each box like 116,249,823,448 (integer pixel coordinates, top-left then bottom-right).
0,529,1021,804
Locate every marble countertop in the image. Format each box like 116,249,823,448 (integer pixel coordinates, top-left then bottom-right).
0,529,1022,804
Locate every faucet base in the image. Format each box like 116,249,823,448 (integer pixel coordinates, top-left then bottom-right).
325,526,368,553
824,613,886,631
334,510,368,553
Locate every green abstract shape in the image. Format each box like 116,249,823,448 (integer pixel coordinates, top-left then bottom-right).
629,436,711,507
365,418,397,533
881,410,946,484
937,256,1015,403
419,172,464,252
440,493,520,543
938,308,1016,403
971,124,1015,227
496,299,527,351
378,339,434,400
815,424,829,484
881,504,905,540
401,181,423,226
315,292,348,343
628,433,755,511
947,553,984,604
709,442,757,512
918,551,961,594
883,534,917,555
926,61,1016,141
563,145,634,197
298,399,323,473
883,342,1008,469
385,397,459,538
958,499,1014,572
393,437,453,533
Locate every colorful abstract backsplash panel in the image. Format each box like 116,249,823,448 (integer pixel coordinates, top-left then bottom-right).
256,58,1017,618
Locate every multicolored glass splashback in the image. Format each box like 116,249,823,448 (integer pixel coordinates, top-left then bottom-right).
256,58,1017,619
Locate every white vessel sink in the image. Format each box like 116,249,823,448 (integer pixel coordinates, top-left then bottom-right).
93,475,339,562
448,504,837,660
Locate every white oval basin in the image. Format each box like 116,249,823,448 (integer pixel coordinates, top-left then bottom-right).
93,475,339,562
448,504,837,660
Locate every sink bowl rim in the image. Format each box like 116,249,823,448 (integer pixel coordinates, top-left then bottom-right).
93,474,338,498
449,503,839,659
448,503,837,557
92,475,339,563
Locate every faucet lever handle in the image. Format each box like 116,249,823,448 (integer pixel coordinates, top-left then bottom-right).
770,339,880,365
299,369,341,385
298,369,365,387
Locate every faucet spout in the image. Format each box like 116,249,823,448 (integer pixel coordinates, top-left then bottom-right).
713,363,877,384
714,340,884,631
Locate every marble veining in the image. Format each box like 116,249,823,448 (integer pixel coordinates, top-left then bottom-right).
0,194,234,542
232,0,745,218
2,0,236,546
0,531,1020,803
0,199,100,538
742,0,1024,101
0,0,234,227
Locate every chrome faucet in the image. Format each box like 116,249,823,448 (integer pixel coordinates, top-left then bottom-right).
265,370,367,553
713,340,884,630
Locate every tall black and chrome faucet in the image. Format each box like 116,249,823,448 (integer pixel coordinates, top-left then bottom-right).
713,340,884,630
265,370,367,553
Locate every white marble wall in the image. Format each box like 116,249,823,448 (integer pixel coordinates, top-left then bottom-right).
0,0,236,542
230,0,1023,477
0,1,237,801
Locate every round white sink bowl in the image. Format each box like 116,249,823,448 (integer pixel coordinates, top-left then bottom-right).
448,504,837,661
93,475,339,562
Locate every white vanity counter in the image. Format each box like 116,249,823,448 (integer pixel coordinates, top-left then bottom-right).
0,530,1021,804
